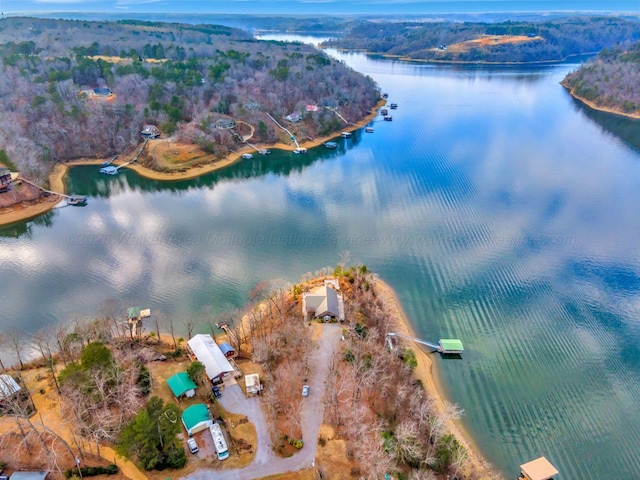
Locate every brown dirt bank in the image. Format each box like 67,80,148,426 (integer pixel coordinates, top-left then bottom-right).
561,83,640,120
373,277,498,479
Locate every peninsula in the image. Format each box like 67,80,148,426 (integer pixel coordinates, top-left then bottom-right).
562,41,640,119
0,17,379,225
0,267,497,480
322,16,640,64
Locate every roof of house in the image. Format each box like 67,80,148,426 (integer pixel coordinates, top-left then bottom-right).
219,342,235,355
182,403,212,431
439,339,464,352
303,285,339,318
520,456,559,480
0,167,10,176
0,374,20,399
127,306,141,319
167,372,197,398
9,472,48,480
93,87,112,95
141,125,160,136
187,334,233,380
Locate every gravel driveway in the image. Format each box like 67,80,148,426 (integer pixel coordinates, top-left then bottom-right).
184,323,341,480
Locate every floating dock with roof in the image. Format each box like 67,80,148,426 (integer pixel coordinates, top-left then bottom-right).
387,333,464,355
519,456,559,480
438,338,464,354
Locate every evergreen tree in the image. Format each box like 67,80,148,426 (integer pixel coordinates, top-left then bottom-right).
117,396,186,471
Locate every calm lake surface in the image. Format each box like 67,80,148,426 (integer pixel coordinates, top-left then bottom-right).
3,36,640,479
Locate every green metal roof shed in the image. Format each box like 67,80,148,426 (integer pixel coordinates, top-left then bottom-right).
182,403,213,436
167,372,197,399
439,339,464,353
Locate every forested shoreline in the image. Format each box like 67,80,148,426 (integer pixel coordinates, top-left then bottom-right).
562,42,640,118
322,16,640,64
0,17,378,183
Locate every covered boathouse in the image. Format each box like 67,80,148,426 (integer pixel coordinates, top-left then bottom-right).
519,456,559,480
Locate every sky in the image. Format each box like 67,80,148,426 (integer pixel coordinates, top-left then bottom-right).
1,1,639,15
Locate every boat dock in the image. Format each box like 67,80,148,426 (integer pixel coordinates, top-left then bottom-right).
387,332,464,355
100,137,149,175
20,178,87,206
267,112,306,153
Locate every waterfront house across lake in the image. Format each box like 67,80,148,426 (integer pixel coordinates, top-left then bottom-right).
141,124,161,138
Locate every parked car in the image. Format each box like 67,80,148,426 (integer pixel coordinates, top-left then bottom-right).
187,437,199,454
302,385,309,397
212,386,222,398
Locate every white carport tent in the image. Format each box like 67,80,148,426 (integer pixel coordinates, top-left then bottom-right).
187,334,233,382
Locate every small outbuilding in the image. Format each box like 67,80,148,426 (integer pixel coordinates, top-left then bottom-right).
182,403,213,436
519,456,559,480
167,372,197,400
245,373,260,395
219,342,235,358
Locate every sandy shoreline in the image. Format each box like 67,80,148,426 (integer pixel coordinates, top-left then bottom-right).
562,83,640,120
373,277,496,478
1,102,384,226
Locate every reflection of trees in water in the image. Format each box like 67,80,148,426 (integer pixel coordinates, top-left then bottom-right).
0,210,54,239
65,129,365,198
571,97,640,152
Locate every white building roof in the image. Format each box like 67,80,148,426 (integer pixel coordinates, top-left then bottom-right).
245,373,260,394
187,334,233,380
0,374,20,399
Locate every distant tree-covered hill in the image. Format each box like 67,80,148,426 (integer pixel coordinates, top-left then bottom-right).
322,16,640,63
0,17,378,182
562,42,640,117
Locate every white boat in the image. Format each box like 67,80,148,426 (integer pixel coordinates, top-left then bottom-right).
258,149,271,155
242,153,254,159
365,127,374,133
341,132,352,138
294,147,307,154
325,141,338,149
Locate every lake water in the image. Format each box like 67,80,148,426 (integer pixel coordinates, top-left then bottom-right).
3,37,640,478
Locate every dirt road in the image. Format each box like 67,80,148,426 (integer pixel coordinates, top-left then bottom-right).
184,324,341,480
